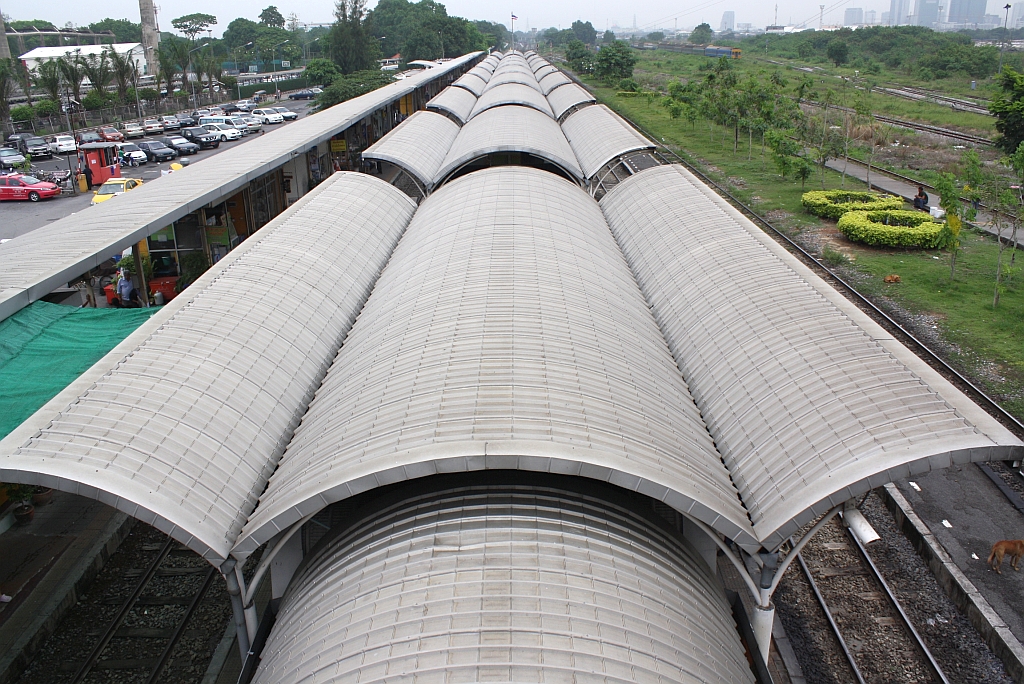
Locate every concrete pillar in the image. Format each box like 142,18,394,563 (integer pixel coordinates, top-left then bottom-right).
750,602,775,666
0,12,12,60
139,0,160,78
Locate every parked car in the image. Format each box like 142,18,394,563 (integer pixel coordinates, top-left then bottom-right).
116,142,148,166
226,117,252,135
19,136,53,159
179,126,221,149
136,140,177,162
6,133,33,149
0,173,61,202
91,177,143,205
121,122,145,138
251,108,284,124
0,147,26,169
234,100,254,111
207,106,226,115
240,116,263,133
271,106,298,121
191,109,211,118
160,115,181,131
219,103,240,114
98,126,125,142
159,135,200,155
48,135,77,154
203,123,242,141
288,89,315,100
175,113,196,126
76,131,103,145
142,119,164,135
310,87,323,94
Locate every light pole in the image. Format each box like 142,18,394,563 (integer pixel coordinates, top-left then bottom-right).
234,42,254,100
1000,4,1013,72
272,40,289,99
188,41,210,107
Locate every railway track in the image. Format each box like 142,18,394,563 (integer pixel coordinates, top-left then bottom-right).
878,86,991,117
15,524,231,684
795,515,950,683
802,99,994,145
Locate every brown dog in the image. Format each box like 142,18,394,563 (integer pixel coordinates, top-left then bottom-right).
987,540,1024,574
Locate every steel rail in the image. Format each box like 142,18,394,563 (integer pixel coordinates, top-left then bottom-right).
69,537,174,684
846,525,951,684
793,549,867,684
145,565,217,684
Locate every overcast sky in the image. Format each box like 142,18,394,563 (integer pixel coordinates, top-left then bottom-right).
9,0,1000,39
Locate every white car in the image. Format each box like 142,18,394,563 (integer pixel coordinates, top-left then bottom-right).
203,123,242,141
251,108,285,124
271,107,298,121
49,135,77,154
117,142,148,166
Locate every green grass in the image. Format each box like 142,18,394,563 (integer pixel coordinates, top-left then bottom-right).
584,75,1024,419
634,50,996,134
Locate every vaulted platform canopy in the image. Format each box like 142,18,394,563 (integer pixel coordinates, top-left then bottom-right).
470,83,554,119
453,71,488,96
548,82,597,120
562,104,657,179
426,85,478,124
362,111,461,192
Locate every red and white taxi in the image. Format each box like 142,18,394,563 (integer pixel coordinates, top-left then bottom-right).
0,173,61,202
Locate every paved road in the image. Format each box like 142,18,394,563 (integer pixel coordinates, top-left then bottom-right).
0,99,316,242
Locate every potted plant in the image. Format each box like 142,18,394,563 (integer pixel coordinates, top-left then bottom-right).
31,486,53,507
2,484,36,526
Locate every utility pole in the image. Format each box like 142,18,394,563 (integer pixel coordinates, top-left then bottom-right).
820,5,825,29
1000,4,1012,71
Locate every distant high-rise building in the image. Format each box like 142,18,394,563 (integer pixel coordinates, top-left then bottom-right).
865,9,878,23
844,7,865,25
1012,2,1024,27
881,10,891,23
915,0,940,26
720,11,736,31
948,0,987,24
889,0,913,25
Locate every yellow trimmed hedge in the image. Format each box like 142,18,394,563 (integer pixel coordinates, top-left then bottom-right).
802,190,905,219
837,210,943,248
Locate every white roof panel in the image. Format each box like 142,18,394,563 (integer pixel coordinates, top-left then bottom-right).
561,104,654,179
470,83,554,120
425,85,478,124
538,70,572,95
254,488,754,684
435,105,582,185
0,173,418,561
453,71,488,96
235,167,754,555
483,70,543,94
547,82,597,120
600,165,1024,549
534,64,559,80
363,110,461,190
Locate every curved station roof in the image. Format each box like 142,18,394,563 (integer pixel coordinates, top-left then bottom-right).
1,51,1019,565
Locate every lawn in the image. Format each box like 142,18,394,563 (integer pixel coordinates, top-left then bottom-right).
583,74,1024,420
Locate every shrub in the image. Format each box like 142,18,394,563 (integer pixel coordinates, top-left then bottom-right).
82,90,110,111
837,210,943,248
802,189,904,219
34,99,59,117
10,105,34,122
821,245,850,267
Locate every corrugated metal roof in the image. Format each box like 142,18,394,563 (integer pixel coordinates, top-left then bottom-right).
0,173,418,562
0,53,480,325
538,71,572,95
362,111,461,190
426,85,478,124
253,487,755,684
561,104,655,179
534,64,559,80
483,70,544,94
235,167,754,555
467,65,492,82
470,83,554,119
600,165,1024,549
453,71,488,96
547,82,597,120
434,106,582,185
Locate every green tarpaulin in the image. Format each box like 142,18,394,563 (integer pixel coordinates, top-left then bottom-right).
0,301,156,441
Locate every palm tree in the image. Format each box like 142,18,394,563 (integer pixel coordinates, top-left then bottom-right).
169,40,193,98
12,59,33,106
35,60,63,104
106,46,137,104
79,51,113,97
57,55,86,107
203,53,222,97
0,59,15,123
156,48,178,110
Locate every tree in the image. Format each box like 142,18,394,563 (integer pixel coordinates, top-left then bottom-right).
647,32,665,42
991,66,1024,153
260,6,287,29
571,20,597,45
689,23,713,45
12,59,33,106
594,40,637,82
106,47,137,104
826,39,849,66
317,69,393,109
34,60,62,104
565,40,593,72
0,60,14,123
602,30,615,44
933,172,964,279
329,0,380,74
89,18,142,43
171,13,218,42
57,56,86,110
305,57,341,85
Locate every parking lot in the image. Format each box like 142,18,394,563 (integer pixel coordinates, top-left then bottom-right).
0,98,316,242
